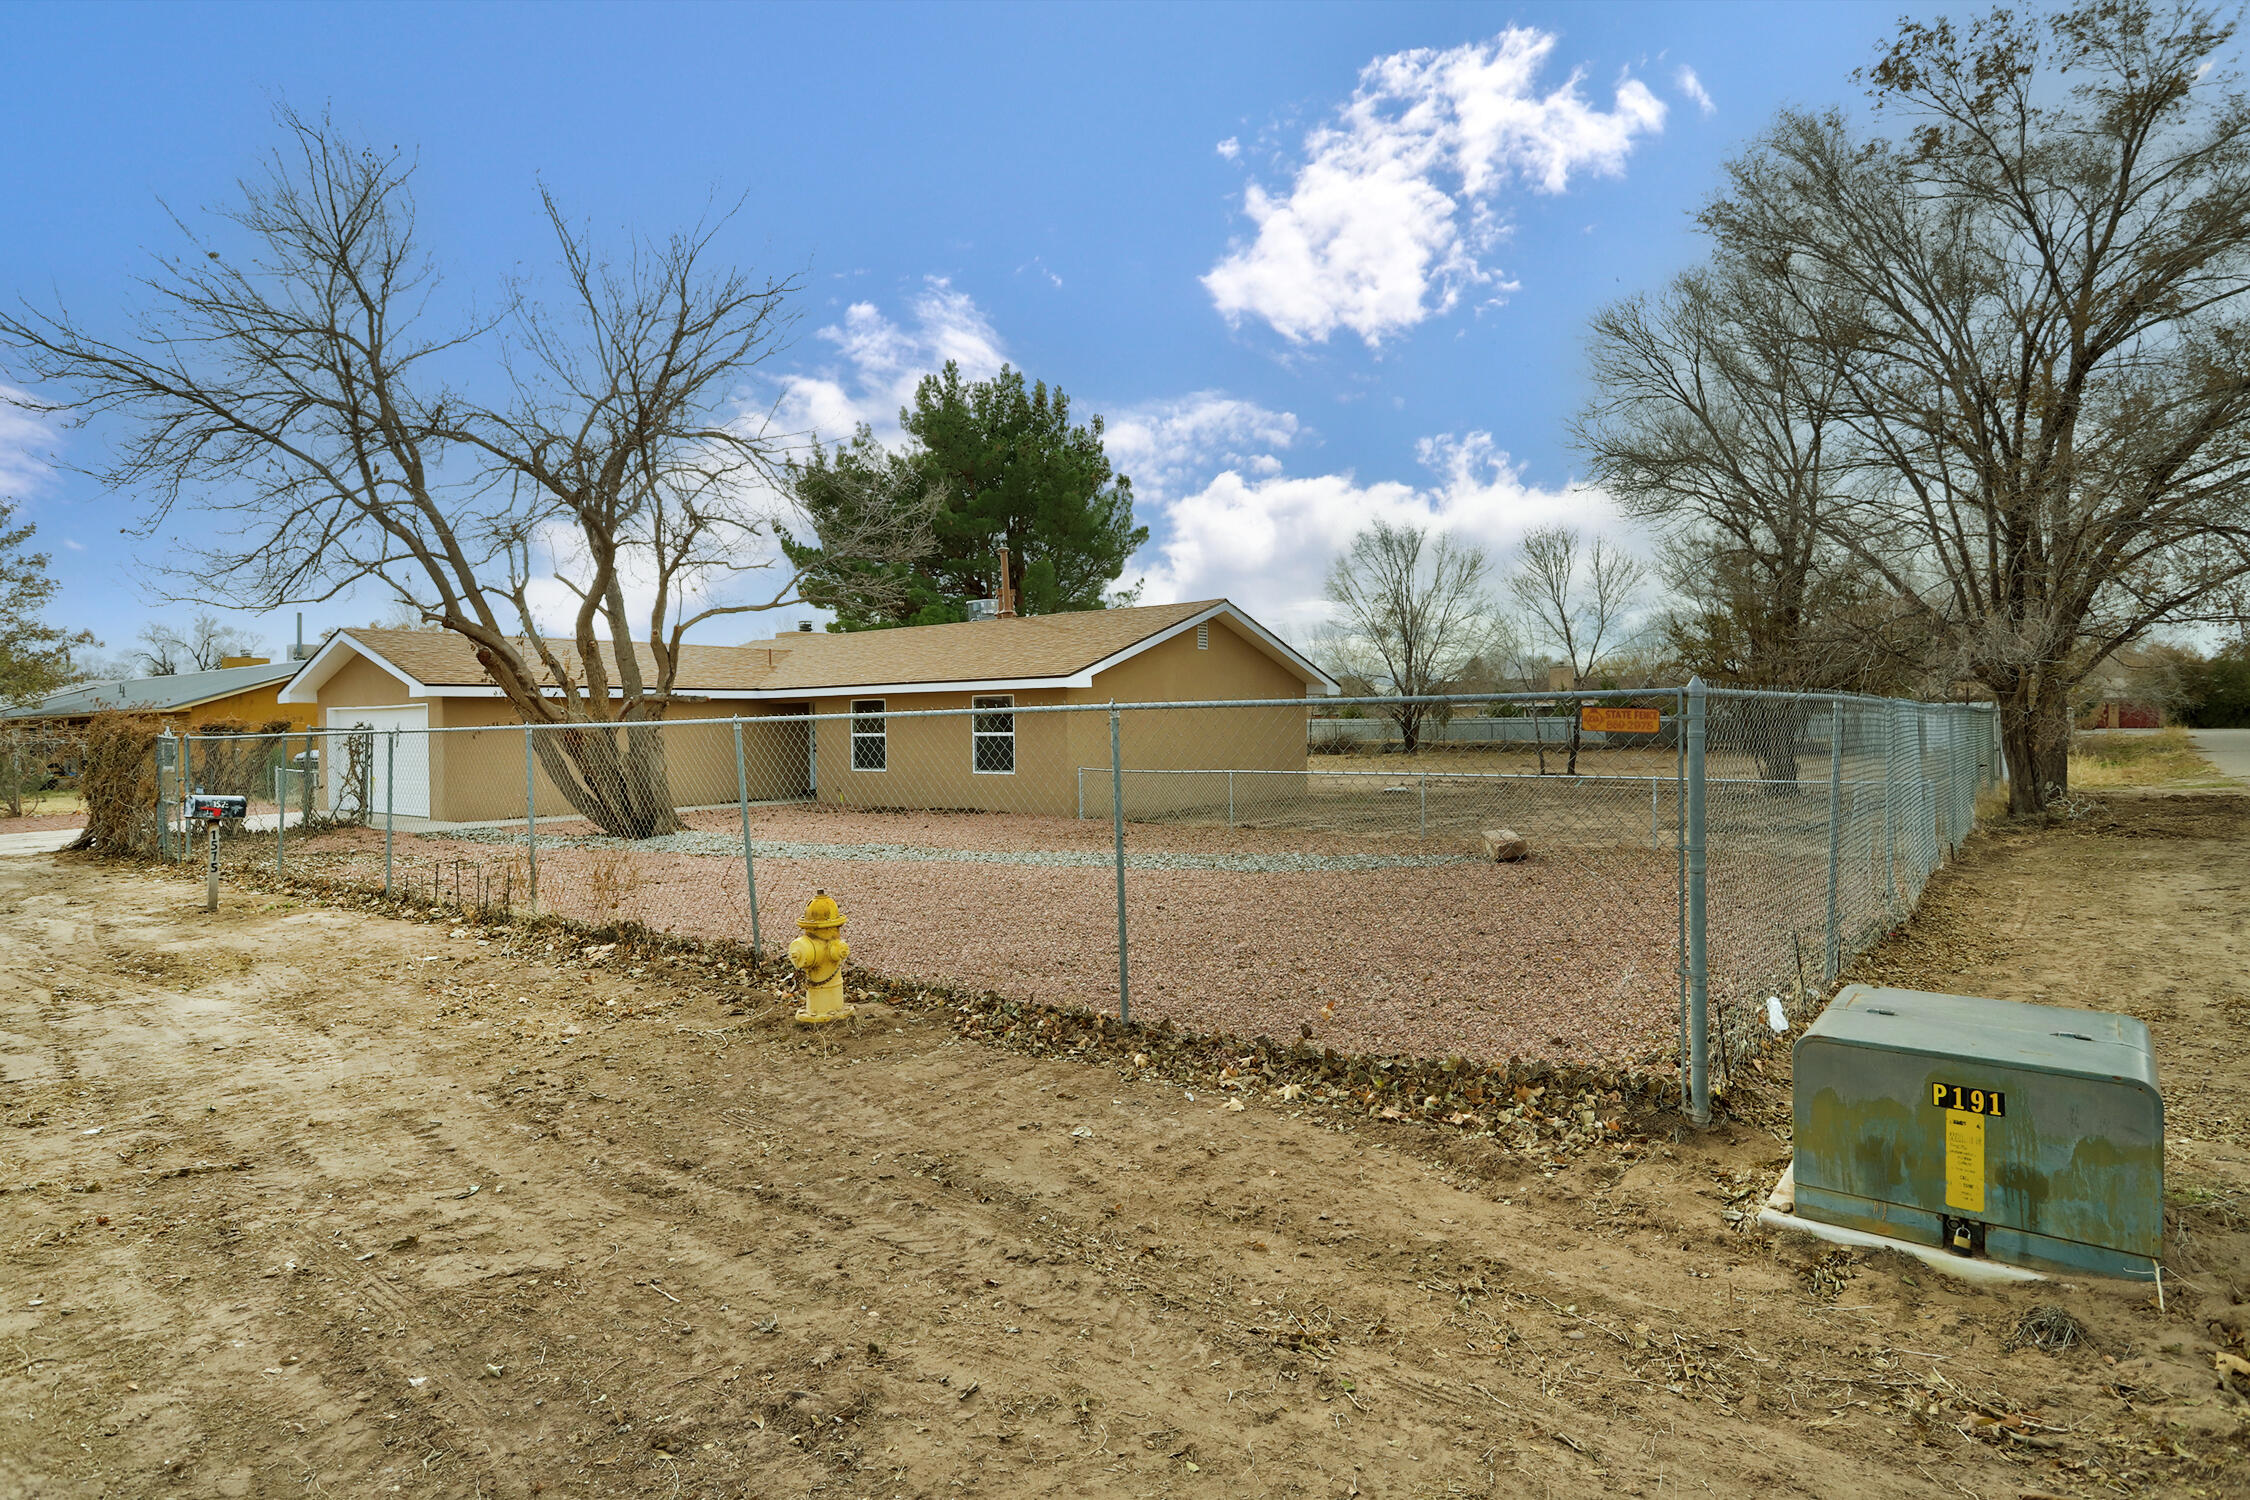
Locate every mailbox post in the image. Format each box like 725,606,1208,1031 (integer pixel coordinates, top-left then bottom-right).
187,794,248,912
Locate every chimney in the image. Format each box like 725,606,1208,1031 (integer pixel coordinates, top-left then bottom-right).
797,620,813,633
995,546,1015,619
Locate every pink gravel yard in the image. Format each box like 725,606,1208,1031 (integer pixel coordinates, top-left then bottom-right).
246,803,1686,1068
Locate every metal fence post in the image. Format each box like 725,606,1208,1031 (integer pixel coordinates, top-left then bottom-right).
1824,698,1844,982
384,728,397,897
1684,677,1710,1127
182,734,195,862
1674,695,1687,1099
733,719,763,955
524,726,538,907
155,732,170,862
1918,709,1934,882
1418,773,1427,840
1110,704,1130,1024
301,728,315,827
1956,709,1972,844
1228,769,1235,830
273,765,285,873
1882,704,1897,912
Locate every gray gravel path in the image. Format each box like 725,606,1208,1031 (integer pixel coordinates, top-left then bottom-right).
445,824,1477,873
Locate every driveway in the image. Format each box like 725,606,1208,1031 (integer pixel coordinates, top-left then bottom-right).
2191,727,2250,784
0,827,80,857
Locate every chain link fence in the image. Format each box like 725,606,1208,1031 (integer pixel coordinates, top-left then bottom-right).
160,683,1999,1119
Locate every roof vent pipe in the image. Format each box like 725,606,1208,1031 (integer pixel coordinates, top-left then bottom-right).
996,546,1015,619
798,620,813,633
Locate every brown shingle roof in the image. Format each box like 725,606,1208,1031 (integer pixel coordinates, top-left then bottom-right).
748,600,1218,691
336,628,788,692
324,600,1284,697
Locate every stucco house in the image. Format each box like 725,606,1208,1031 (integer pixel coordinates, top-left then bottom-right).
277,600,1336,823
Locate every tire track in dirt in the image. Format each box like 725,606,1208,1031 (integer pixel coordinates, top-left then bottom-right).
13,849,2242,1497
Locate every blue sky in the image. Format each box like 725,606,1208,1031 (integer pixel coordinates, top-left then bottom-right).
0,0,1916,666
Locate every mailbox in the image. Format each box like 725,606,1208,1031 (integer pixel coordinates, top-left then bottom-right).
1792,985,2162,1280
187,794,248,824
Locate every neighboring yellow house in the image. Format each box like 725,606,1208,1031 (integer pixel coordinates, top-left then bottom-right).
1,657,316,732
277,601,1337,823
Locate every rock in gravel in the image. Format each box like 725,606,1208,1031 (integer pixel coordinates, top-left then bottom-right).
1481,828,1529,862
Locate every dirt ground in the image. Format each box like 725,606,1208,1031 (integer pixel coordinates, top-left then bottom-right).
3,789,2246,1498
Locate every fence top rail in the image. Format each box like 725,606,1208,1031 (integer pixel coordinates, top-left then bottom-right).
1079,765,1919,788
169,682,1995,742
1696,684,1999,712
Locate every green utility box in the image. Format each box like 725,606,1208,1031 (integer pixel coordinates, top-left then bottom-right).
1793,985,2162,1280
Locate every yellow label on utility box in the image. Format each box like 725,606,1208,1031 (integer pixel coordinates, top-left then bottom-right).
1930,1080,2006,1116
1581,706,1662,735
1944,1109,1986,1213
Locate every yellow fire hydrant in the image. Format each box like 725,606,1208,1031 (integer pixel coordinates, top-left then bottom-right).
786,890,854,1024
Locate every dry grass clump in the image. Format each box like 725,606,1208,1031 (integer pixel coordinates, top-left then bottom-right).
585,847,647,915
2007,1305,2089,1354
2069,727,2222,787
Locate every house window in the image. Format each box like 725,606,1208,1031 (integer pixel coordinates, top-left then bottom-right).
850,699,887,771
1196,623,1209,650
971,694,1015,774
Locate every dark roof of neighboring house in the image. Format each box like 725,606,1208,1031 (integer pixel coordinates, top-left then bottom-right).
282,601,1336,702
3,659,301,720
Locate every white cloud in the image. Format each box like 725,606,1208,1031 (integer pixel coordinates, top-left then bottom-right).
1204,28,1665,348
1138,429,1625,641
773,277,1008,448
1215,136,1242,161
0,386,62,502
1104,393,1305,500
61,537,83,551
1675,65,1715,117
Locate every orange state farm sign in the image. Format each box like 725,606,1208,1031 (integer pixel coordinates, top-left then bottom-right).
1581,705,1662,735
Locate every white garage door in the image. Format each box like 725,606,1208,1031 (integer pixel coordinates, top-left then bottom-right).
326,705,430,819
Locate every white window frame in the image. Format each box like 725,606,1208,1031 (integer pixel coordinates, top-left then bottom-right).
850,698,887,772
971,694,1015,775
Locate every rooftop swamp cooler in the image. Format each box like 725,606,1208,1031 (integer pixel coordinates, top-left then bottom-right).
1791,985,2163,1280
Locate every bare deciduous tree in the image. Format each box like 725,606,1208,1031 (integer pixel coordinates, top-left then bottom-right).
0,110,928,837
1580,265,1925,696
1698,1,2250,813
134,613,263,676
1323,520,1500,755
1508,525,1648,774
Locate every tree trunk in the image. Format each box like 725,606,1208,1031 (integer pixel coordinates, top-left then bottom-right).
1997,678,2072,817
1392,704,1422,757
1742,696,1806,787
533,720,689,839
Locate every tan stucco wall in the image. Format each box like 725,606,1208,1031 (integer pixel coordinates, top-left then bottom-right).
419,698,808,824
1062,618,1310,817
814,617,1312,820
302,615,1313,824
808,686,1077,816
182,681,315,731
